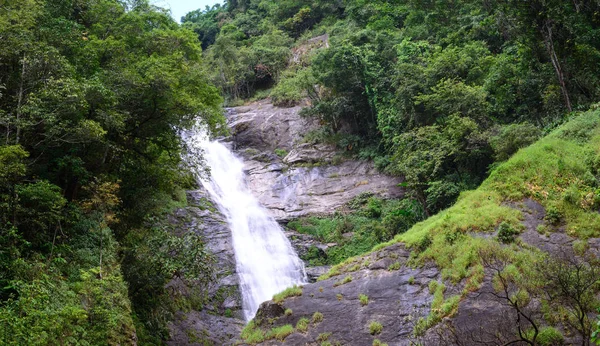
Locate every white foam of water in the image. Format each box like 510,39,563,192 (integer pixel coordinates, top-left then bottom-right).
183,128,306,321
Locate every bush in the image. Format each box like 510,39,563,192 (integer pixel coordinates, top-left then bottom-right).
271,67,316,107
526,326,564,346
490,123,541,161
497,222,519,244
545,206,562,225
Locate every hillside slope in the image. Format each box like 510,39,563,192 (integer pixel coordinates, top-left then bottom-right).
239,109,600,345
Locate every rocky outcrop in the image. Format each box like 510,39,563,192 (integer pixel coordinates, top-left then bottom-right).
228,100,404,222
251,244,442,345
167,189,244,346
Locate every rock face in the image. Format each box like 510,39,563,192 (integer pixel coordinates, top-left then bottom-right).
167,189,244,346
252,244,441,345
228,100,404,221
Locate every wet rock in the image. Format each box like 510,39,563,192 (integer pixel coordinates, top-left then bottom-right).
167,188,244,345
246,159,404,222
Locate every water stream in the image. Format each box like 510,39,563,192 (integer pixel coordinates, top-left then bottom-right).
183,128,306,321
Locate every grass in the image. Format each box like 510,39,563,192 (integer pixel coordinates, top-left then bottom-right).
274,148,288,158
240,321,295,344
333,275,352,287
369,321,383,335
284,308,293,316
296,317,310,332
359,294,369,306
312,311,324,323
317,332,332,342
273,285,303,303
265,324,294,341
373,340,388,346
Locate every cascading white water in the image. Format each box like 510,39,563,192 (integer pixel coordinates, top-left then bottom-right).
183,127,306,321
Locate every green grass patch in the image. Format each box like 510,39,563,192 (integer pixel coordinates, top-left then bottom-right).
265,324,295,341
296,317,310,333
359,294,369,306
312,311,324,323
273,285,303,303
369,321,383,335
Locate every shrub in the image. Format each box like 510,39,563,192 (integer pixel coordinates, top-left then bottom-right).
284,308,293,316
497,222,519,244
526,326,564,346
369,321,383,335
545,206,562,225
490,123,541,161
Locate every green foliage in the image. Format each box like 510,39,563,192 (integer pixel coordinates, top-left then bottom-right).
296,317,310,332
288,196,425,266
593,308,600,344
284,308,293,316
265,324,294,341
274,148,289,158
0,1,225,342
526,327,564,346
270,67,317,107
497,222,519,244
317,332,332,342
359,294,369,306
490,123,542,161
369,321,383,335
273,285,303,303
312,311,323,323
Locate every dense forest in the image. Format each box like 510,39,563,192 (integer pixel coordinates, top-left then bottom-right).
1,0,600,344
0,0,223,343
185,0,600,216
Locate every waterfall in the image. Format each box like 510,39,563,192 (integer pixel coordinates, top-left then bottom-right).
183,127,306,321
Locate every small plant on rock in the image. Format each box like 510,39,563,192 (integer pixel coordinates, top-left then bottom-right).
296,317,310,332
387,262,401,271
369,321,383,335
359,294,369,306
273,285,303,303
317,332,332,342
312,311,324,323
284,308,293,316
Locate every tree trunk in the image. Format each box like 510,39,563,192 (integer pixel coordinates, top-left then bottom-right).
543,23,573,112
15,53,26,144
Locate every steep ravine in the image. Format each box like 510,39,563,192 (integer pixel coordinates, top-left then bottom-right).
167,100,407,345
